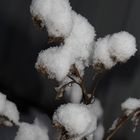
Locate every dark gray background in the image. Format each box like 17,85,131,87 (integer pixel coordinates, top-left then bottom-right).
0,0,140,139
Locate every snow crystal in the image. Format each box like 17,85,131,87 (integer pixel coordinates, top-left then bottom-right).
93,35,116,69
53,103,97,138
15,122,49,140
30,0,73,37
109,31,137,62
0,92,6,113
64,83,82,103
121,98,140,115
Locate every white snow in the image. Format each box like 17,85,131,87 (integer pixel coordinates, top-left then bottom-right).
0,92,6,113
30,0,138,138
92,31,137,70
29,109,58,140
30,0,52,28
0,92,19,125
65,11,96,61
30,0,73,37
87,99,104,140
93,35,115,69
3,100,19,124
35,10,96,81
36,46,73,81
86,124,104,140
109,31,137,62
64,83,82,103
121,98,140,115
15,122,49,140
109,118,119,131
53,103,97,138
92,124,104,140
87,99,103,119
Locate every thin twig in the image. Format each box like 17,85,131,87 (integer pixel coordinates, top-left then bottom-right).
55,81,75,99
70,64,83,81
68,71,89,104
67,75,81,86
87,72,103,104
104,108,140,140
48,36,64,46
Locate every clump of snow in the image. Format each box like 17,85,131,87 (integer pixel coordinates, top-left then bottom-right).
35,10,96,81
30,0,52,27
121,98,140,115
29,109,59,140
30,0,73,37
109,31,137,62
92,31,137,70
0,92,19,125
64,83,82,103
15,122,49,140
0,92,6,113
36,46,73,81
75,60,86,77
65,11,96,61
92,35,115,69
93,124,104,140
3,100,19,124
53,103,97,138
109,118,119,131
87,99,104,140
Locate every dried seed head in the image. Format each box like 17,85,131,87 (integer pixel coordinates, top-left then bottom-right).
35,63,48,75
94,63,106,73
48,36,64,46
32,16,45,29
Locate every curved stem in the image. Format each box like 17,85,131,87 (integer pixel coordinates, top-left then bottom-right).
87,72,102,104
55,81,75,99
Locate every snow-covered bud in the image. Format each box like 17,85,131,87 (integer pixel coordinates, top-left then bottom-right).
53,103,97,139
109,31,137,63
30,0,73,37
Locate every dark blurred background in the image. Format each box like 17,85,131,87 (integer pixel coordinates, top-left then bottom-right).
0,0,140,139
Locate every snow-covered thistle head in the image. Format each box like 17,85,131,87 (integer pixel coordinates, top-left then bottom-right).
53,103,97,139
30,0,52,28
109,31,137,63
35,10,96,81
121,98,140,116
92,31,137,71
35,47,74,81
92,35,116,70
0,92,20,126
30,0,73,37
